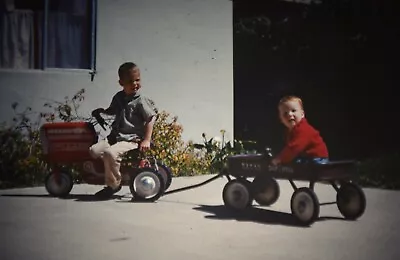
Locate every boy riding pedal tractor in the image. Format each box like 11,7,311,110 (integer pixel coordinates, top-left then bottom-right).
89,62,157,199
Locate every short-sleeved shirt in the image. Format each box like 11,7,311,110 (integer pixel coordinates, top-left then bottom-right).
276,118,329,163
107,90,157,143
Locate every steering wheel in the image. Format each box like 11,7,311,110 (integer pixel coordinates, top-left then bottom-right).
91,109,108,131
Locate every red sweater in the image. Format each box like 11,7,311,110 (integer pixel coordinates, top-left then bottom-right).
276,118,329,163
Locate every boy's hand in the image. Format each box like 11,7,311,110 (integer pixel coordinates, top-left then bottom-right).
140,139,151,152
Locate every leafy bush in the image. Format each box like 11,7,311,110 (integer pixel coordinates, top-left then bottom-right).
192,131,258,174
41,88,88,123
0,104,48,188
124,110,213,176
0,89,90,189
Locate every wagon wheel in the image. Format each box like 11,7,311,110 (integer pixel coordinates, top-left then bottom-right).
251,176,280,206
129,168,165,202
290,187,320,226
45,170,74,198
222,178,253,210
336,182,366,220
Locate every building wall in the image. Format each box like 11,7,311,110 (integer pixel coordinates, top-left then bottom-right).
0,0,233,143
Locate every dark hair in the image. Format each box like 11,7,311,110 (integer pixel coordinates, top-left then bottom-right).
118,62,138,80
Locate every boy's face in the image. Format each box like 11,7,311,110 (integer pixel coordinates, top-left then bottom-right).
278,100,305,130
119,68,141,95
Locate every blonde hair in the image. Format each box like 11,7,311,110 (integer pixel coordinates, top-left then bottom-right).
278,95,304,110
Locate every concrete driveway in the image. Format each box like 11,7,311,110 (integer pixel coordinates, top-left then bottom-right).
1,174,399,260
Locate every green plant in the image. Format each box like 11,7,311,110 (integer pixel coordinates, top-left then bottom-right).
192,130,258,173
126,111,212,176
0,89,90,189
0,103,48,188
41,88,88,122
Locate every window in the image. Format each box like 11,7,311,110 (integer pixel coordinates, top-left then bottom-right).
0,0,96,71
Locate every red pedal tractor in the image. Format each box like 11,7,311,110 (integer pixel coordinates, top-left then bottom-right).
39,114,172,202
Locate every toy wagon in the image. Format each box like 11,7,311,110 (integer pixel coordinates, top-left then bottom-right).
219,153,366,225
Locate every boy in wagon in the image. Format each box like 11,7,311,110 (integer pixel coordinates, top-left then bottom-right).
271,95,329,166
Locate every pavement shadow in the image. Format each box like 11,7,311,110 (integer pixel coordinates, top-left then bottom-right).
115,198,161,204
1,192,171,203
0,193,127,202
192,204,347,227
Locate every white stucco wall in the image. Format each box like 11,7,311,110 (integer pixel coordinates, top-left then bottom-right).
0,0,233,143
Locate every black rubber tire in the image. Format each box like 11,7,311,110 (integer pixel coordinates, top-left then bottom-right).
156,162,173,191
222,178,253,210
290,187,320,226
45,170,74,198
129,168,165,202
252,176,280,206
336,182,366,220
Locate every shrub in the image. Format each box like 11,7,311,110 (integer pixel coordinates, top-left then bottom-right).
191,131,258,174
124,110,213,176
0,104,48,188
0,89,90,188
